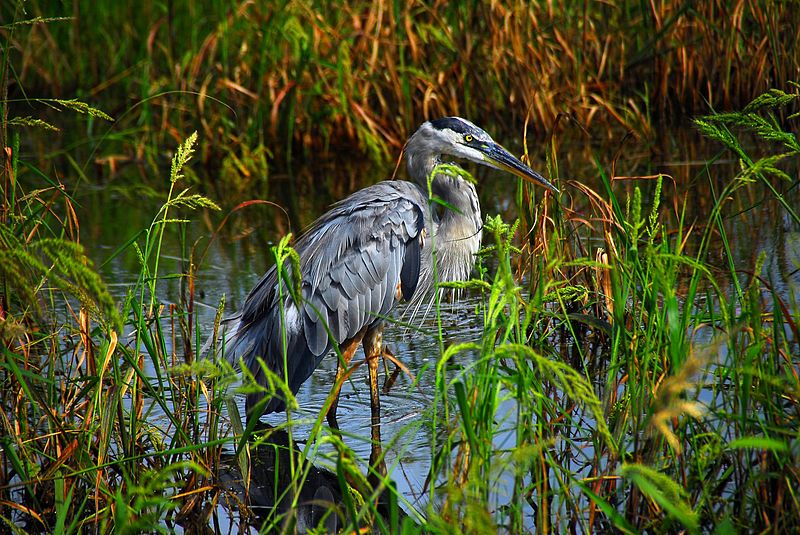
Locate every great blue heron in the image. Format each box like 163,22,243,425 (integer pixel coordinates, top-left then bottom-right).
220,117,557,460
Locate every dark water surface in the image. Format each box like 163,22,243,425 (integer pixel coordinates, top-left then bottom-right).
70,127,799,531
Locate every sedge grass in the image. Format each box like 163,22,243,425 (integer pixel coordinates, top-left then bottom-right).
4,0,799,188
223,86,799,533
2,13,799,526
0,114,240,530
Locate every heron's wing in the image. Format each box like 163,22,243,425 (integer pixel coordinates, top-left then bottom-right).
295,181,426,356
227,181,426,415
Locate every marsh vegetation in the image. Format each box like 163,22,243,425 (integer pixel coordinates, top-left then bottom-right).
1,1,799,533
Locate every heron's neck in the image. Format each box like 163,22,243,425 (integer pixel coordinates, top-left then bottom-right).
406,151,439,190
407,153,481,231
430,166,482,282
407,153,482,282
434,170,482,251
431,169,479,220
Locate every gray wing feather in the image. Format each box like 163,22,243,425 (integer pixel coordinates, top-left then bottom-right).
299,183,426,348
383,250,399,315
303,294,329,356
223,180,428,417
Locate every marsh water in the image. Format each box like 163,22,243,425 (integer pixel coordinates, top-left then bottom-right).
69,126,799,531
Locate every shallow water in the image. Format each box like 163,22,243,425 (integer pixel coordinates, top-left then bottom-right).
69,126,799,530
78,180,490,529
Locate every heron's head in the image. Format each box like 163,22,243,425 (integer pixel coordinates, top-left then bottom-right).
406,116,558,193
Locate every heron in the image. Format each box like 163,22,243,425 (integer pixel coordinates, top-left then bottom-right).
219,117,557,464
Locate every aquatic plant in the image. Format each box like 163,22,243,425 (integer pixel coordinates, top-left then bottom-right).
1,1,798,530
3,0,798,184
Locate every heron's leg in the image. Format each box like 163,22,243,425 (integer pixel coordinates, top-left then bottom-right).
381,345,402,394
364,325,387,481
326,327,366,430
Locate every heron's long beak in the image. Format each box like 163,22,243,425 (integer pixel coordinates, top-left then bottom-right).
482,142,559,193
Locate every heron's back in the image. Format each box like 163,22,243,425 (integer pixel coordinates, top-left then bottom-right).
223,180,430,418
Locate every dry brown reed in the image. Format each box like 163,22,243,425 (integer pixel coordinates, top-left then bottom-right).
4,1,798,175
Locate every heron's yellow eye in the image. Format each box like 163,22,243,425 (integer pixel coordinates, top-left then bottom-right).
464,134,473,143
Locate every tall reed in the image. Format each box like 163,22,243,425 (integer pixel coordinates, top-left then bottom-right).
4,0,798,185
234,86,798,533
2,3,798,524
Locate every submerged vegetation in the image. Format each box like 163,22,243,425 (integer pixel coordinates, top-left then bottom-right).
2,1,800,533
